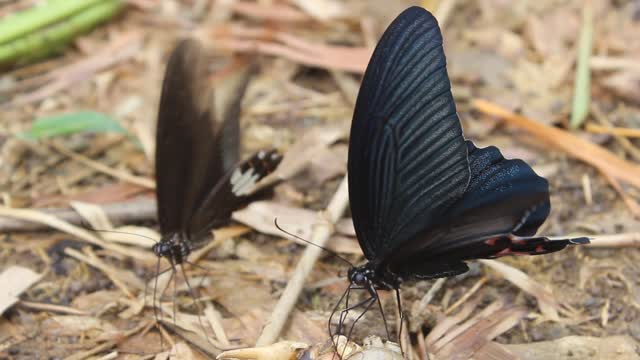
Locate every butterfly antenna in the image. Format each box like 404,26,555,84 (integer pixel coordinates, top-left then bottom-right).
274,218,354,267
79,221,160,244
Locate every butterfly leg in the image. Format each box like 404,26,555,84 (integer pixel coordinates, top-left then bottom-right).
336,285,367,336
343,296,377,358
395,288,405,357
152,257,163,350
178,263,221,350
373,291,391,341
154,261,176,351
167,259,179,326
329,284,349,343
329,284,365,357
329,285,353,360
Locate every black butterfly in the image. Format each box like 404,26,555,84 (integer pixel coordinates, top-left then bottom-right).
333,6,589,341
151,39,281,317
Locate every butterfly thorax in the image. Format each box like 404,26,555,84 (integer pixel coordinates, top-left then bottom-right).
152,233,191,264
349,262,401,291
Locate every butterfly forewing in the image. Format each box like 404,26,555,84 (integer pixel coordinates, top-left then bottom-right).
155,39,229,236
186,61,258,240
348,6,470,261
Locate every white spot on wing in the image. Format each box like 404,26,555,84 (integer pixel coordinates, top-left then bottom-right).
231,168,241,184
231,168,259,196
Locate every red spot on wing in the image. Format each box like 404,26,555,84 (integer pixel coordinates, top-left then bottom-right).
485,237,499,246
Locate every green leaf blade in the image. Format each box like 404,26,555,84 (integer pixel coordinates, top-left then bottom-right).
19,111,126,140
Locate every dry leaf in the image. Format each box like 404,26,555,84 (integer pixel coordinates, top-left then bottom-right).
0,266,42,315
209,25,371,73
434,306,526,360
601,71,640,104
504,335,639,360
70,201,113,230
217,340,309,360
471,342,519,360
308,144,348,183
289,0,348,21
233,201,315,239
44,315,117,336
232,201,361,254
232,1,310,22
479,259,560,321
472,99,640,190
256,126,346,190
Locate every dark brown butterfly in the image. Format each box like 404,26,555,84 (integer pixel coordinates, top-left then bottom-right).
150,39,281,347
154,39,281,268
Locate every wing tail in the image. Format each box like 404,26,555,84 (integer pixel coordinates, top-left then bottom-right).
484,235,590,258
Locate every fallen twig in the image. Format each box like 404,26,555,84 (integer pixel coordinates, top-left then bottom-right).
19,300,88,316
5,32,142,107
472,99,640,188
479,259,561,321
0,197,156,232
590,104,640,162
585,124,640,138
47,140,155,189
206,24,371,73
255,175,350,346
587,233,640,247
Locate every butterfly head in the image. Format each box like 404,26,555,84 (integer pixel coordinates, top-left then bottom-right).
348,263,400,291
347,265,376,287
152,233,191,264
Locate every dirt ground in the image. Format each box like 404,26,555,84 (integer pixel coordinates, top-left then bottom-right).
1,1,639,359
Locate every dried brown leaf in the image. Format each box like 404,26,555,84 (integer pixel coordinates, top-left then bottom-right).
471,342,519,360
7,33,143,108
0,266,42,315
426,295,482,346
70,201,113,231
504,335,639,360
289,0,348,21
210,25,371,73
601,71,640,104
431,300,505,351
232,201,361,254
232,1,310,22
479,259,560,321
434,305,527,360
472,99,640,190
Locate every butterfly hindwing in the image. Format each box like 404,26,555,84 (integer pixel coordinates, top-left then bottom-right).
385,142,560,279
155,39,225,235
189,148,282,243
348,6,470,261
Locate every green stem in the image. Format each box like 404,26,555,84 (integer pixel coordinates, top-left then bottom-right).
0,0,105,45
570,3,594,129
0,0,124,66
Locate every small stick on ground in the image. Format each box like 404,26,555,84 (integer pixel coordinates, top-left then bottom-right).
413,278,446,316
587,233,640,247
0,197,156,232
255,175,350,346
445,276,487,315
